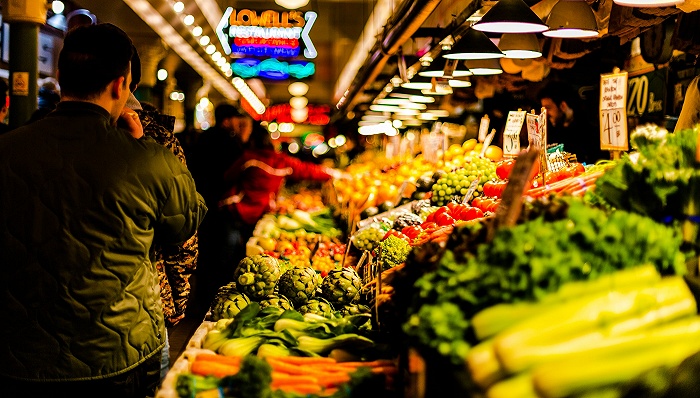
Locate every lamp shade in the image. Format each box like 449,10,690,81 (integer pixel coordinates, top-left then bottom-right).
543,0,599,39
498,33,542,59
473,0,549,34
444,28,505,60
464,59,503,75
419,57,473,78
614,0,683,7
401,75,439,90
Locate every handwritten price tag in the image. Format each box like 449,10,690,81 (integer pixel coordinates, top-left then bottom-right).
600,71,629,151
503,110,526,157
478,115,490,143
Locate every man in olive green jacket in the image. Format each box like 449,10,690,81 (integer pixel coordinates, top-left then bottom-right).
0,24,206,397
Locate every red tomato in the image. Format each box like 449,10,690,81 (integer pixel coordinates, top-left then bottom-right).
479,198,495,213
424,212,436,223
472,196,483,208
435,212,455,227
451,203,471,220
402,225,423,239
496,159,516,180
421,221,438,231
488,200,500,213
465,207,484,220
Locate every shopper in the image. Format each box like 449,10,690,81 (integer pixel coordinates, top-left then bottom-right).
0,23,206,398
537,80,606,164
0,77,10,134
219,124,338,257
188,104,253,315
26,79,61,124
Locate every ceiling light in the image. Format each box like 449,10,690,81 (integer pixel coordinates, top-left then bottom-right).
275,0,310,9
288,81,309,96
473,0,549,33
448,79,472,87
421,83,453,96
232,77,266,115
404,119,424,127
464,58,504,75
419,57,473,78
172,1,184,13
361,115,389,122
399,102,427,110
409,95,435,103
205,44,216,54
543,0,599,39
192,26,203,37
418,113,439,120
52,1,65,14
183,14,195,26
392,119,403,128
199,36,210,46
211,52,222,62
429,109,450,117
444,28,505,60
369,104,400,112
290,96,308,109
613,0,684,7
291,107,309,123
401,76,439,90
157,68,168,81
376,98,410,105
499,33,543,58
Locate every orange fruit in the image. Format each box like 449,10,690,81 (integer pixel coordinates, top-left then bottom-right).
473,143,484,153
485,146,504,161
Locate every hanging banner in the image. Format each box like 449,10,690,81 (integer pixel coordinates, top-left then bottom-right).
600,70,629,151
503,110,526,158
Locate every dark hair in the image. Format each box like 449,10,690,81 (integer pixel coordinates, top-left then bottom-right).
130,45,141,93
0,78,7,110
249,123,274,150
58,23,134,100
214,103,244,124
537,80,580,109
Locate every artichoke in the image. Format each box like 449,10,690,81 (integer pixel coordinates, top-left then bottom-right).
298,298,335,319
258,294,294,311
210,292,251,321
278,267,322,306
233,254,282,301
320,268,362,307
338,303,371,316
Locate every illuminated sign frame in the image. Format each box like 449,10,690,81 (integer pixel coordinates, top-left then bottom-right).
217,8,317,59
262,104,330,125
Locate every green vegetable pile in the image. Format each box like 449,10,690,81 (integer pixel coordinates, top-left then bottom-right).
403,199,685,364
203,303,376,358
593,125,700,248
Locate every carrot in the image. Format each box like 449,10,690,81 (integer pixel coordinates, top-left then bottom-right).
332,360,395,368
195,353,242,366
190,360,239,378
320,387,338,396
273,383,323,394
266,357,331,376
315,373,352,388
273,356,337,366
271,373,319,386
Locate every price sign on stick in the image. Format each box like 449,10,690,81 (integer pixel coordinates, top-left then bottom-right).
480,129,497,157
526,109,548,173
478,115,490,143
600,70,629,151
503,110,526,158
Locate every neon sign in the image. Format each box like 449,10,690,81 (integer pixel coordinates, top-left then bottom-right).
217,8,317,59
232,58,315,80
262,104,331,125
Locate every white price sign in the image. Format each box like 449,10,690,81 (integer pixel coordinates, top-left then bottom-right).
526,110,547,152
600,71,629,151
503,110,526,157
478,115,490,143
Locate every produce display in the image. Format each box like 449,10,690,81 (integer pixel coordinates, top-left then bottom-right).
160,125,700,398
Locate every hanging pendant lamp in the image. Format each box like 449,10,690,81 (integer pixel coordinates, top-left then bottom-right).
401,75,440,90
464,59,503,75
543,0,599,39
498,33,542,59
614,0,684,7
473,0,549,34
419,57,473,78
443,28,505,60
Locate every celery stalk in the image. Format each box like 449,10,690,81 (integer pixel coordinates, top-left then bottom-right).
494,276,695,374
472,264,662,341
466,339,507,389
532,323,700,398
486,373,538,398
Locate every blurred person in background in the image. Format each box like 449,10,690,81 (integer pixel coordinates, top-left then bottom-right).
219,124,341,262
0,77,10,134
124,47,199,381
0,23,206,397
537,80,606,164
188,104,253,316
27,79,61,124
